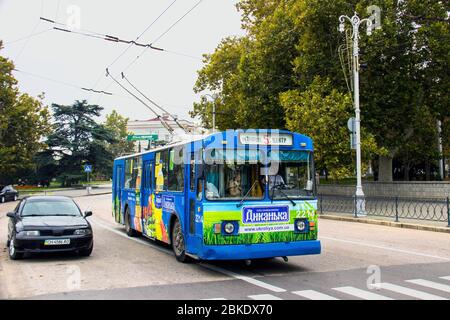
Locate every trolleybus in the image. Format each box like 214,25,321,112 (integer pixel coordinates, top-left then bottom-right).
112,129,321,262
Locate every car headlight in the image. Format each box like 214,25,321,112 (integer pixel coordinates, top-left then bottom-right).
22,230,40,237
223,222,235,234
74,229,92,236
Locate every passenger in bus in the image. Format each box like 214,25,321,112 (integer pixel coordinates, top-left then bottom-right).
227,172,242,197
262,173,286,190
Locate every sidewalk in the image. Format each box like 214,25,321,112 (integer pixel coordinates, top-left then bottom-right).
320,212,450,234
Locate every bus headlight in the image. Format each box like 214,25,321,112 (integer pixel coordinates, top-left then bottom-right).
222,221,238,236
295,219,309,233
224,223,235,234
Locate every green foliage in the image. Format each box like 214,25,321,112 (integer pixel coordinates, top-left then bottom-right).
192,0,448,180
0,43,51,185
41,100,116,186
281,77,378,179
104,110,135,158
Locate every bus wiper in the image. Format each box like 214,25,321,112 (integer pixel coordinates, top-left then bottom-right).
236,180,259,208
271,184,296,207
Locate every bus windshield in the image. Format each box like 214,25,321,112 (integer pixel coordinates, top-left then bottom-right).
267,150,315,199
204,149,314,201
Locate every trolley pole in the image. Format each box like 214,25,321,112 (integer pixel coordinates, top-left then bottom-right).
339,12,373,217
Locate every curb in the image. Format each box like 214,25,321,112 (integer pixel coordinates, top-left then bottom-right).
319,214,450,234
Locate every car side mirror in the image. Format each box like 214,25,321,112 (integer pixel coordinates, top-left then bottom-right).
84,211,93,217
6,212,16,218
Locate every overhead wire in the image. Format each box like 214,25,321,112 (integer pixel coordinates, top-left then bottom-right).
121,72,187,132
105,68,175,134
13,68,113,95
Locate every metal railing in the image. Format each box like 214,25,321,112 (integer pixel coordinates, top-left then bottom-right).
318,194,450,226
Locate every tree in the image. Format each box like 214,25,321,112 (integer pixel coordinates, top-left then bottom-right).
0,42,51,185
192,0,449,181
104,109,135,158
43,100,115,186
281,77,378,179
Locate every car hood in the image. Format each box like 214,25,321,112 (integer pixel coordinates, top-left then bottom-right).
20,216,88,229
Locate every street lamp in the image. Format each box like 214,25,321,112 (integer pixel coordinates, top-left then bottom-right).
204,93,219,133
339,12,373,217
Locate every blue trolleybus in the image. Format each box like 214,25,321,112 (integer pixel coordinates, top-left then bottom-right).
112,129,321,262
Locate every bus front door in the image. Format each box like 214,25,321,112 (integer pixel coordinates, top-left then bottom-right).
185,153,202,254
114,165,123,223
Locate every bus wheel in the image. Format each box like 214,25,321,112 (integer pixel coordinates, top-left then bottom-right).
172,219,187,263
125,207,138,237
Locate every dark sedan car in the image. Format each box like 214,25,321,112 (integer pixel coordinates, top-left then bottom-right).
0,185,19,203
6,196,93,260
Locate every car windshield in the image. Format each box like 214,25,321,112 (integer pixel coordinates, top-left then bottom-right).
21,200,81,217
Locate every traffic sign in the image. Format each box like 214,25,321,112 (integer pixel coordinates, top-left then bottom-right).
347,117,356,133
84,165,93,173
127,134,158,141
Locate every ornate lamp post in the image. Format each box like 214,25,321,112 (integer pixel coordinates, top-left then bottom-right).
339,12,373,216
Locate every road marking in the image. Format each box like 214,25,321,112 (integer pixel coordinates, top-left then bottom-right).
91,218,173,255
248,294,282,300
93,218,288,294
203,298,227,300
200,264,286,293
373,283,447,300
440,276,450,281
292,290,339,300
321,236,450,262
333,286,393,300
406,279,450,293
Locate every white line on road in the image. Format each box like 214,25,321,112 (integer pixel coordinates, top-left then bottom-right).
199,264,287,293
440,276,450,281
93,218,288,294
292,290,339,300
373,283,447,300
405,279,450,293
321,236,450,262
333,286,393,300
248,294,283,300
203,298,228,300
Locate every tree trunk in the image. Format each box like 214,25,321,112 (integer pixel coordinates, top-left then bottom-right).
425,160,431,181
403,162,410,181
378,155,393,182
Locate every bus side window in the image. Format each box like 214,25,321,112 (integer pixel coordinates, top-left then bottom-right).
190,153,195,192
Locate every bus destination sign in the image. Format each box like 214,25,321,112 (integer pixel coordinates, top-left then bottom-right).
239,132,293,146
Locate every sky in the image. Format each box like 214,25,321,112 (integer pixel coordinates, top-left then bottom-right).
0,0,245,123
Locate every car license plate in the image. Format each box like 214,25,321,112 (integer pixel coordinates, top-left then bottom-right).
44,239,70,245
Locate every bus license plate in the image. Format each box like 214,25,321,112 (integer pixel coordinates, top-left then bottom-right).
44,239,70,245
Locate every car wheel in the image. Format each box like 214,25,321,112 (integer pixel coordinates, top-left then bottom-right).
79,243,93,257
9,235,23,260
13,195,18,201
0,196,4,203
125,207,138,237
172,219,187,263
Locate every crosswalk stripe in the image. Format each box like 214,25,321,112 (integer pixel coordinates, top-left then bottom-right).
292,290,339,300
440,276,450,281
333,286,393,300
248,294,283,300
406,279,450,293
375,283,447,300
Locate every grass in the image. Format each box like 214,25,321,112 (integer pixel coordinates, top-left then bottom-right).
203,208,318,245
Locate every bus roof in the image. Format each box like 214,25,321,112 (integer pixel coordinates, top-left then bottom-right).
114,129,313,161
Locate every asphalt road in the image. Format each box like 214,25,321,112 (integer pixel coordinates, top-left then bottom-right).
0,193,449,300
